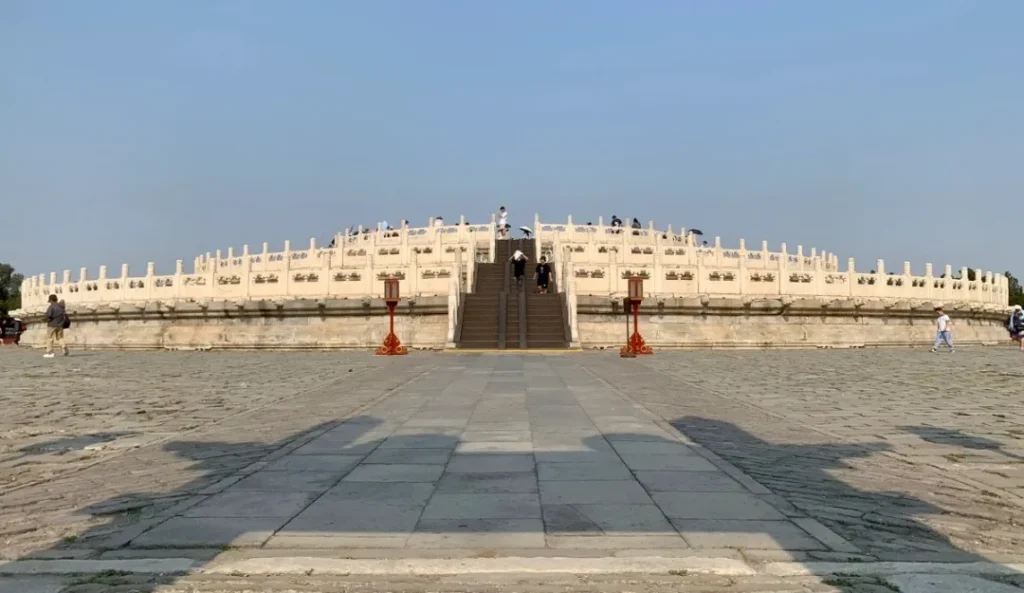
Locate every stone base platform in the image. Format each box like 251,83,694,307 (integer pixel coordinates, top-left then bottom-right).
15,297,450,351
577,295,1010,349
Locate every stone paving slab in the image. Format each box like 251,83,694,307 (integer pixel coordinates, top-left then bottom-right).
2,347,1024,590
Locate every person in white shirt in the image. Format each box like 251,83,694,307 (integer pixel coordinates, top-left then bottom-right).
931,307,955,353
498,206,509,239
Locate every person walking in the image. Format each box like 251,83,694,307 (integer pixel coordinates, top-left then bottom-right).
535,256,552,294
1008,305,1024,350
930,307,955,353
509,249,528,291
498,206,509,239
43,294,70,358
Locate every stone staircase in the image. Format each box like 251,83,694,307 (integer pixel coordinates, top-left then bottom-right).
456,239,569,350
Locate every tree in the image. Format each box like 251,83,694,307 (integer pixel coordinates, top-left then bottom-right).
1005,271,1024,308
0,263,24,312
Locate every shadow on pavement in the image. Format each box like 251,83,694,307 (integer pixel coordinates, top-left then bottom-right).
5,415,1021,592
902,425,1024,462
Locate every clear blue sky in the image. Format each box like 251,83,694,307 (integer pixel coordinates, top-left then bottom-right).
2,0,1021,279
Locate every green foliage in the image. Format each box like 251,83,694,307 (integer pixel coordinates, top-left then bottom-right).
1005,271,1024,308
0,262,23,312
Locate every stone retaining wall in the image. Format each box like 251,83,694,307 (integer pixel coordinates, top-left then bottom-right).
16,295,1011,351
575,295,1010,349
17,297,449,351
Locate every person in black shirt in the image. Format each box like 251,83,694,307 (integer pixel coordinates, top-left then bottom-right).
535,256,552,294
509,250,528,291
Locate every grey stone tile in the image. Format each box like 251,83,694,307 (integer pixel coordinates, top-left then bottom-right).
537,462,632,481
362,448,452,465
539,480,654,505
408,519,545,548
611,441,699,456
379,434,459,449
455,441,534,453
534,451,624,464
183,491,316,518
635,471,747,492
672,519,826,550
263,454,364,473
446,454,535,473
435,471,538,494
132,517,283,548
321,482,436,504
292,440,380,456
263,534,409,548
421,494,542,519
464,422,531,432
231,471,340,493
619,454,719,472
542,504,674,535
284,499,425,534
546,535,689,549
653,492,786,520
342,464,445,483
460,431,532,442
885,574,1024,593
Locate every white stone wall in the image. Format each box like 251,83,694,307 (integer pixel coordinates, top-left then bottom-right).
18,215,1007,320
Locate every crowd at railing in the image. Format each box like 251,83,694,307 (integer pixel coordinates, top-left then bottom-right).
19,213,1007,311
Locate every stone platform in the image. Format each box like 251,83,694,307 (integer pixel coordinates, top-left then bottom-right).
1,348,1022,592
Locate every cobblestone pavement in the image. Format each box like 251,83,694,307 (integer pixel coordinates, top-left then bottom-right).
0,347,1022,592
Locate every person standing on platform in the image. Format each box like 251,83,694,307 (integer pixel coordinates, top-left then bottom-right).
498,206,509,239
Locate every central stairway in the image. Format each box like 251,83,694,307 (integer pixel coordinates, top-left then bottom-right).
456,239,569,350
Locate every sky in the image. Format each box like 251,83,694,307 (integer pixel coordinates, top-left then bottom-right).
2,0,1022,280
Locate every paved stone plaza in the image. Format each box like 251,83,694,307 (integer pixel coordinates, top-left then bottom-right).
1,347,1022,592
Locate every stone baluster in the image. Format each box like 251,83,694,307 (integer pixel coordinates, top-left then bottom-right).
797,245,804,271
119,264,129,301
98,267,107,300
145,262,155,300
738,238,748,295
282,240,292,298
925,263,934,301
847,258,856,296
174,259,184,300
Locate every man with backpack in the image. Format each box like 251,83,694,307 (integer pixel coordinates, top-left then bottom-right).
43,294,70,358
1008,305,1024,351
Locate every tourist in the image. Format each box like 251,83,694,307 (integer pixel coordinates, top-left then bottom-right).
498,206,509,239
631,217,642,235
43,294,70,358
535,256,552,294
1008,305,1024,350
509,249,528,291
930,307,955,353
435,216,445,227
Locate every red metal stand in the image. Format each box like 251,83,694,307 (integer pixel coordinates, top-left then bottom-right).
376,301,408,355
620,301,652,356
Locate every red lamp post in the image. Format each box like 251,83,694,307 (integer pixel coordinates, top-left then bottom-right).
376,278,408,355
620,276,653,357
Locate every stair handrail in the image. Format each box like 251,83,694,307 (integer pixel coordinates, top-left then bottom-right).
561,247,581,347
447,261,463,347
